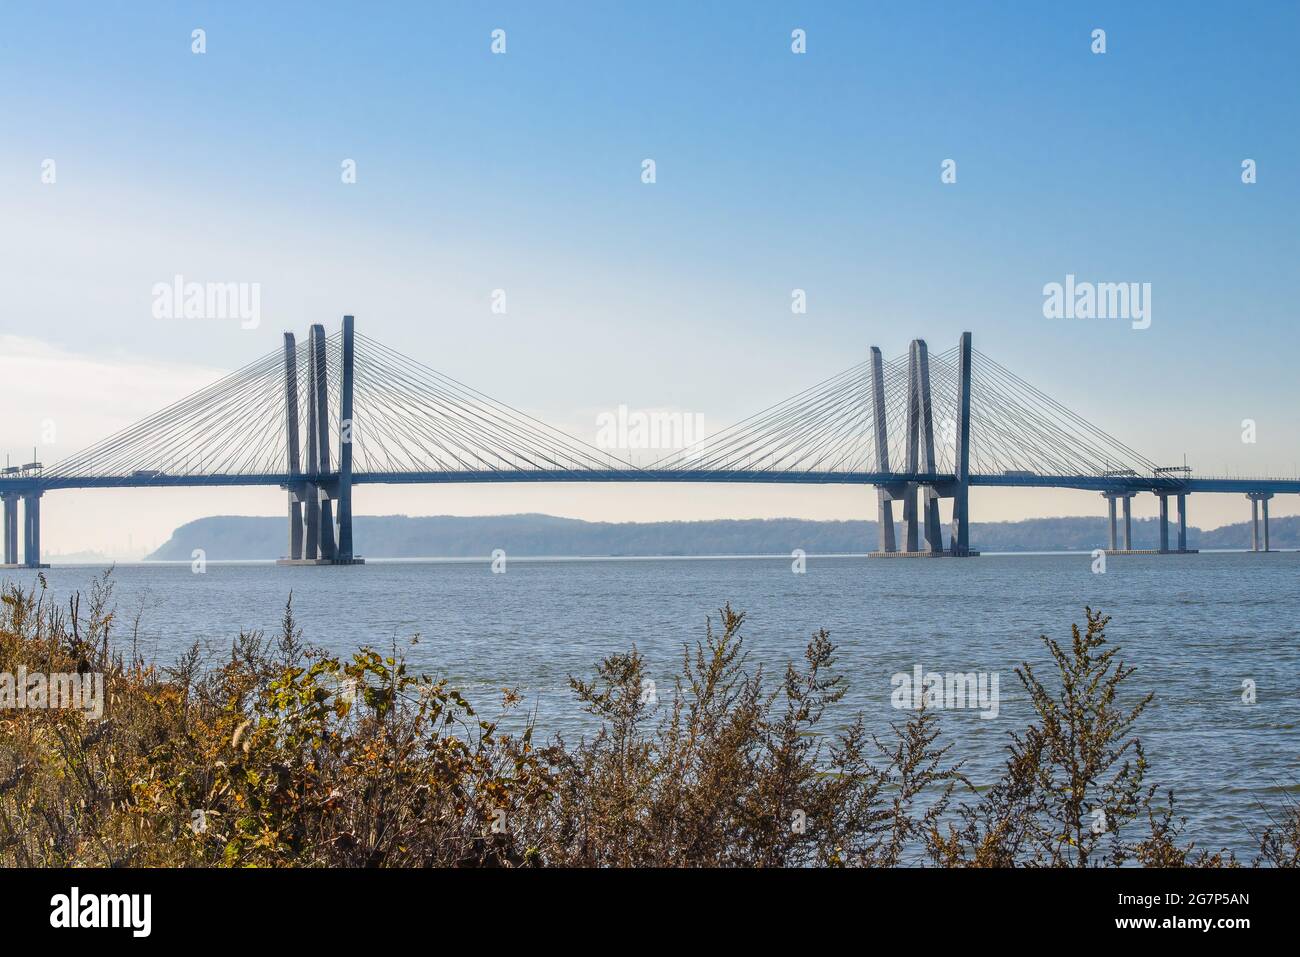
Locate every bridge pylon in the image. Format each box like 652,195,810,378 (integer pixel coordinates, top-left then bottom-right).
282,332,305,560
869,347,899,552
870,332,977,558
278,317,363,565
906,339,944,552
948,331,973,555
335,315,356,561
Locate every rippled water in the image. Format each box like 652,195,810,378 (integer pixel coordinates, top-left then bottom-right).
6,551,1298,856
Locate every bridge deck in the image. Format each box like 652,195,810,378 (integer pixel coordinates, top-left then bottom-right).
3,470,1298,495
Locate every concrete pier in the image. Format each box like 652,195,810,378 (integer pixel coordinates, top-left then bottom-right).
1,493,17,565
1104,491,1194,555
1,493,48,568
1144,491,1197,554
1176,492,1188,552
1247,492,1273,552
20,493,47,568
1103,491,1137,552
1158,493,1169,552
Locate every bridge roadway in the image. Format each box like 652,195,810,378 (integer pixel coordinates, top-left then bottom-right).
2,470,1299,495
2,469,1295,569
5,470,1289,566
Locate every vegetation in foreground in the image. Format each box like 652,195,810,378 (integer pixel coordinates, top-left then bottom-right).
0,572,1295,867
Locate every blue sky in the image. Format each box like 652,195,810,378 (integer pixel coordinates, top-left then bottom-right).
2,2,1298,552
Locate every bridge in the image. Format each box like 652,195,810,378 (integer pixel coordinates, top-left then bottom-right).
2,316,1295,566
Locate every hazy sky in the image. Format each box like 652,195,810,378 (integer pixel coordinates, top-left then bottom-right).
2,2,1298,555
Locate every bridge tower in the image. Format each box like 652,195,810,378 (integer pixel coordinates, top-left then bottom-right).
278,317,362,565
903,339,943,552
869,332,978,558
948,331,973,555
302,327,323,559
282,333,305,560
311,323,338,560
336,315,356,561
869,347,898,553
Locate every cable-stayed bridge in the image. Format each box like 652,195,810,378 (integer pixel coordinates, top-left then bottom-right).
2,317,1296,566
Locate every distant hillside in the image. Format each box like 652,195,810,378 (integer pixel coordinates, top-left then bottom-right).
147,513,1300,561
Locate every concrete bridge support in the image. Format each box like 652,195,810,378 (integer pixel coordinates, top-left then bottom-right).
869,347,897,553
336,315,356,561
870,333,977,557
901,488,919,552
1158,494,1170,552
1105,491,1189,555
302,328,323,561
921,487,944,551
903,339,942,553
948,331,973,555
21,492,46,568
1247,492,1273,552
310,324,338,561
1146,491,1195,555
1105,493,1119,550
2,493,18,565
278,318,363,565
1176,493,1188,552
282,333,305,560
873,486,904,553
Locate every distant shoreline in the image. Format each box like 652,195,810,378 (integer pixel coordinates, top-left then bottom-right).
140,513,1300,562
